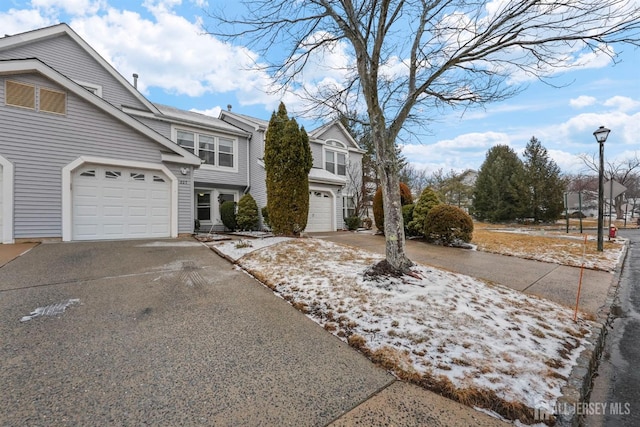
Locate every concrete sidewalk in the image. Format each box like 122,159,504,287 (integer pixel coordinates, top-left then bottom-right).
314,231,615,317
0,242,38,267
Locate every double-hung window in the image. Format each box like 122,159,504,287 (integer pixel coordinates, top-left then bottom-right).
325,150,347,176
176,129,236,169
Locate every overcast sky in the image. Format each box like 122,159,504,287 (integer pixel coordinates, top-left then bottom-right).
1,0,638,174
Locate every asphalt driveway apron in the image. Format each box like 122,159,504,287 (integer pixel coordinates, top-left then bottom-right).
0,239,391,426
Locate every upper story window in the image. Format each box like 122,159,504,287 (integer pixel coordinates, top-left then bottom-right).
175,128,236,169
326,151,346,176
5,80,66,115
324,140,348,176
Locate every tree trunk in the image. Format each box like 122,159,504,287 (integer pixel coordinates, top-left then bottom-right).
374,131,413,273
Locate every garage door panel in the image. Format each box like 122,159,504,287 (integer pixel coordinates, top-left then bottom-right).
72,165,171,240
75,205,98,217
128,188,147,199
103,187,124,199
128,206,148,217
151,189,169,200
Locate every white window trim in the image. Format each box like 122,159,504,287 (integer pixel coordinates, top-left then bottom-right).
61,156,179,241
74,80,103,97
0,154,15,244
194,189,239,225
323,140,348,177
171,125,238,172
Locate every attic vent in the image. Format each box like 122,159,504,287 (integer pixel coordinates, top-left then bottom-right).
39,87,66,115
6,80,35,110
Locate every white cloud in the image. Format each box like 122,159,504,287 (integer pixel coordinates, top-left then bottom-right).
66,5,279,104
603,96,640,112
402,132,513,172
30,0,105,15
569,96,596,108
0,8,54,35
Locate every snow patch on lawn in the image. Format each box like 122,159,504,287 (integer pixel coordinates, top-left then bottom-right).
229,238,594,419
209,237,293,261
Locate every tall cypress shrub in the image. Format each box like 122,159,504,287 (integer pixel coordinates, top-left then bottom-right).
264,102,313,235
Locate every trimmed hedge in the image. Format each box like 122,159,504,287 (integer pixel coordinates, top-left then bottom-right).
236,193,259,231
220,200,237,231
344,216,361,231
424,204,473,245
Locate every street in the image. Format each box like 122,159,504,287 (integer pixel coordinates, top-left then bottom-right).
587,228,640,426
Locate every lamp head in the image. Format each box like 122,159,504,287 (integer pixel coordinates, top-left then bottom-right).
593,126,611,144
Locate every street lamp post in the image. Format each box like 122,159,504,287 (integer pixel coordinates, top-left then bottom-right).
593,126,610,252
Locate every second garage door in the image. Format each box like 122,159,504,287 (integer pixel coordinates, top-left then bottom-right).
306,190,333,232
72,165,171,240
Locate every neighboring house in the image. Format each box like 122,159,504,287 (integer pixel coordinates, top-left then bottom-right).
0,24,200,243
0,23,364,243
218,110,364,233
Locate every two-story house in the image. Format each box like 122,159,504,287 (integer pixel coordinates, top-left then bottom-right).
0,23,363,244
218,110,364,233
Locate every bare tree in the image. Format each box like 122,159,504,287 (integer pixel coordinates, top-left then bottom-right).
399,163,429,197
579,154,640,218
209,0,640,273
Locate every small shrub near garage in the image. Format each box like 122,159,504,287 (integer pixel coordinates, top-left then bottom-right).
236,193,259,230
344,215,361,231
424,204,474,245
261,206,270,228
220,200,237,231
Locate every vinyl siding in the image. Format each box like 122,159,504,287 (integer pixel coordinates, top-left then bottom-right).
0,74,187,238
310,140,324,169
0,34,148,110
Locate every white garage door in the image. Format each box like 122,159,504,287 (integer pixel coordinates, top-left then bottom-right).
0,163,3,243
306,191,333,232
72,165,171,240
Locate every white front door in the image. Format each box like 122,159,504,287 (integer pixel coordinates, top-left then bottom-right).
306,191,333,232
72,165,171,240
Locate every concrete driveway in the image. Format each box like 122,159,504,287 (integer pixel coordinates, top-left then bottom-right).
0,239,393,426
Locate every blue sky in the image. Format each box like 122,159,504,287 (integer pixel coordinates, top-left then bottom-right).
1,0,638,174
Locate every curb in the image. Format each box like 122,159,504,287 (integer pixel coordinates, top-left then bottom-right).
555,239,630,427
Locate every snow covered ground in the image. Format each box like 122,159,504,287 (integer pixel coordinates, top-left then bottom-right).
212,237,595,422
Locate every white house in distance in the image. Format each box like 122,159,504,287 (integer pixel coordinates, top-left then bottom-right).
0,23,363,244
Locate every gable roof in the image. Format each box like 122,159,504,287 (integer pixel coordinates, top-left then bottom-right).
0,58,201,166
219,110,270,131
0,23,160,115
221,110,365,153
308,119,362,151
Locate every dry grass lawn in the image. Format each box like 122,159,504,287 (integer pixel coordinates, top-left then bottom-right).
471,224,625,271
